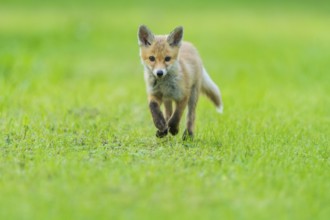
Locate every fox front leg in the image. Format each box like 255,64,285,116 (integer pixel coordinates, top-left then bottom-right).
164,100,173,122
149,98,168,138
183,85,199,140
168,97,188,136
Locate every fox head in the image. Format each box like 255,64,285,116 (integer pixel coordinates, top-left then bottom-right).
138,25,183,78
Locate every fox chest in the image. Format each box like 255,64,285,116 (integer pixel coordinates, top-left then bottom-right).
151,79,184,101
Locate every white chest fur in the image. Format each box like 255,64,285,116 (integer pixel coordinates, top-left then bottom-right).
146,72,184,101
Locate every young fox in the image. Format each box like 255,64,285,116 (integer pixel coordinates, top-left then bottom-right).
138,25,223,140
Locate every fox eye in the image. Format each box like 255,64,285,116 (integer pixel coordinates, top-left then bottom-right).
165,56,171,62
149,56,155,62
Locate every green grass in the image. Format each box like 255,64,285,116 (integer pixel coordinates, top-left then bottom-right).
0,1,329,220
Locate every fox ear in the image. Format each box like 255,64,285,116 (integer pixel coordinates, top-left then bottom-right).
167,26,183,47
138,25,154,47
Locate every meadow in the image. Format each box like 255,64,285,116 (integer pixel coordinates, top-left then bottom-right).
0,1,329,219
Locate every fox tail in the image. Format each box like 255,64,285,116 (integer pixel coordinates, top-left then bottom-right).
201,68,223,114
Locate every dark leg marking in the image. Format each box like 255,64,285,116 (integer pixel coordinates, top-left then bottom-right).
149,101,168,138
168,98,188,136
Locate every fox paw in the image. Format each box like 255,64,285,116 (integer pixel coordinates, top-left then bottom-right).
168,120,179,136
169,126,179,136
182,129,194,141
156,128,168,138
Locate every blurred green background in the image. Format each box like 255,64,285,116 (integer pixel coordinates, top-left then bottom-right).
0,0,329,220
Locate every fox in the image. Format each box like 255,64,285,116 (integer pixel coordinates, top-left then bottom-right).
138,25,223,140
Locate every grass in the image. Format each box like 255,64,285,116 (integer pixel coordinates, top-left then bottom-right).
0,1,329,219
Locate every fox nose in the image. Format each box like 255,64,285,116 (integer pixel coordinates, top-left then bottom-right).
156,70,164,77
